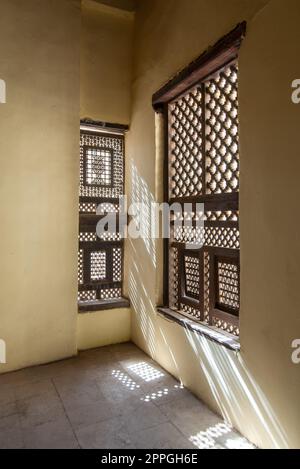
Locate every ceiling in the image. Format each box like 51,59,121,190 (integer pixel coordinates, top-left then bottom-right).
93,0,137,12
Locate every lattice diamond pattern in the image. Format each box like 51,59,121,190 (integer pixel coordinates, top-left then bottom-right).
205,226,239,249
78,249,83,285
169,86,203,198
97,203,119,215
78,290,97,302
180,303,201,320
212,317,239,336
169,248,179,309
167,60,240,335
184,255,200,299
79,232,97,242
79,202,97,214
205,63,239,194
99,232,121,242
203,251,210,322
205,210,238,222
100,287,122,300
90,251,106,281
113,247,122,282
218,261,239,310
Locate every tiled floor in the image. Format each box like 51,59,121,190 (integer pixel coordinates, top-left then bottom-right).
0,342,254,449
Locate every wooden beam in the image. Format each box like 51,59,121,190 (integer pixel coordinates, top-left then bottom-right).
152,22,246,111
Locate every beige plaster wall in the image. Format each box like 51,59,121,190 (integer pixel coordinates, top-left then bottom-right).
77,307,131,350
0,0,81,372
126,0,300,448
79,0,133,349
80,0,134,124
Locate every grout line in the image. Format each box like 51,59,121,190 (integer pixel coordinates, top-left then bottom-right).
51,378,82,449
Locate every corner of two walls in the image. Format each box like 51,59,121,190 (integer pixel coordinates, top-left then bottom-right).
77,0,135,350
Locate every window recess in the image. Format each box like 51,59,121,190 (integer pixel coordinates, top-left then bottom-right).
153,23,246,336
78,120,129,312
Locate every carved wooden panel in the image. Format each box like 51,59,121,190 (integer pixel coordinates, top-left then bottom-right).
78,130,124,305
167,61,240,335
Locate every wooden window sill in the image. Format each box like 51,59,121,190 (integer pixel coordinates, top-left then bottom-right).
157,307,240,351
78,297,130,313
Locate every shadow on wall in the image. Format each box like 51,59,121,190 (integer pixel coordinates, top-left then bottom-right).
127,162,288,448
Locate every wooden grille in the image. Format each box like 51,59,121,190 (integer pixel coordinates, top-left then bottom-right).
84,148,112,187
169,86,203,198
205,64,239,194
167,61,240,336
184,254,200,299
90,251,106,281
78,128,124,306
217,260,239,311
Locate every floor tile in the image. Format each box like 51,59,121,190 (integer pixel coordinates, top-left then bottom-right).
66,400,116,429
15,378,56,401
76,416,135,449
55,380,104,411
0,414,24,449
130,422,195,449
0,342,253,450
23,417,79,449
17,392,65,429
159,394,221,438
0,401,18,419
122,401,168,434
0,383,16,405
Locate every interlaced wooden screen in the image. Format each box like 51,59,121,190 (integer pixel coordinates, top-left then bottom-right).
78,128,125,310
166,60,240,335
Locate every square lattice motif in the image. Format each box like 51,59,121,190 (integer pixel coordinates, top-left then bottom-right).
85,147,112,187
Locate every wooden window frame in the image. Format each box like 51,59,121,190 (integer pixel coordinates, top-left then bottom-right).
153,23,246,336
78,120,130,312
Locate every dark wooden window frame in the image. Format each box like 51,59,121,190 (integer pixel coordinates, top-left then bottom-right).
153,22,246,337
78,120,130,312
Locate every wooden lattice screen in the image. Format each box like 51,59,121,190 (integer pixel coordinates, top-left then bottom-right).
78,127,125,311
153,23,246,336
